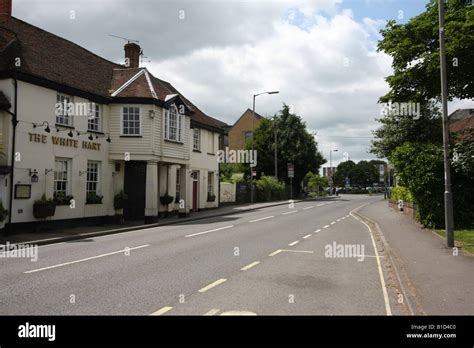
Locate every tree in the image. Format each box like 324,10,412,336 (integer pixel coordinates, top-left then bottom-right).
304,171,328,195
333,160,356,187
371,0,473,158
351,161,379,187
377,0,473,103
246,104,326,196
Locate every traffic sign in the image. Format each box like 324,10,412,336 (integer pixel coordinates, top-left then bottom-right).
288,163,294,178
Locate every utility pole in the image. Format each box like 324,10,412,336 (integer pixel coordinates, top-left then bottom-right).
274,123,278,179
438,0,455,247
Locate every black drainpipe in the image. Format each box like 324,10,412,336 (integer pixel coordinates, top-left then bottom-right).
5,75,18,237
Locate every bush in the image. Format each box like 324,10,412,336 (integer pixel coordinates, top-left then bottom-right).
33,194,56,219
53,192,74,206
391,186,413,203
86,192,103,204
256,176,286,202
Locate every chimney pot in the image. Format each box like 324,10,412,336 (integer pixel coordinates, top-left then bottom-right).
124,42,141,69
0,0,12,21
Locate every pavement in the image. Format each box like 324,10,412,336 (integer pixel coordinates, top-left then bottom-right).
358,200,474,315
0,194,401,315
0,196,338,246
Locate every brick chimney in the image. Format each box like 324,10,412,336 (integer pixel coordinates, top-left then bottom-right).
0,0,12,21
124,42,141,68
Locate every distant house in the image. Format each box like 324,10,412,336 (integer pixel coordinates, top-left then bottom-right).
228,108,264,151
449,108,474,141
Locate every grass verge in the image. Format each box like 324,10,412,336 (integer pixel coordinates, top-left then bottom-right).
434,229,474,255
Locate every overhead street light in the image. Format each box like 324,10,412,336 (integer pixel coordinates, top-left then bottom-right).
251,90,279,203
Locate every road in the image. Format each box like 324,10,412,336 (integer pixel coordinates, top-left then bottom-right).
0,195,399,315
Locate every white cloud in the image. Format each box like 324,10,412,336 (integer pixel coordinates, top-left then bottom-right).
147,6,392,165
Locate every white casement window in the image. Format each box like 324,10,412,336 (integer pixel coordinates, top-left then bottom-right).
86,161,100,194
88,103,101,132
176,168,181,199
193,128,200,150
122,106,141,135
54,158,71,195
164,105,184,143
208,171,214,194
56,94,73,126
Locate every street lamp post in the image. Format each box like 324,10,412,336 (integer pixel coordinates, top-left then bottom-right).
329,149,338,195
438,0,455,247
251,91,279,203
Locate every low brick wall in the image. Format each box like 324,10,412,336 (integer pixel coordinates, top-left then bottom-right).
388,199,417,219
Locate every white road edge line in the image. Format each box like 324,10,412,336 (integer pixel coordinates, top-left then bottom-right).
24,244,150,274
198,278,227,293
241,261,260,271
185,225,234,238
282,210,297,215
288,241,299,246
303,206,314,210
350,209,392,316
249,216,275,223
303,234,312,239
150,306,173,316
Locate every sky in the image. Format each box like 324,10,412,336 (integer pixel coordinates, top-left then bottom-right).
13,0,473,167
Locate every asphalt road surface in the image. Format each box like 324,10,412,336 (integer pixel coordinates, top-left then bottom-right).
0,195,399,315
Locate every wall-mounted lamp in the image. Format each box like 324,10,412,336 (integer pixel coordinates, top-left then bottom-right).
29,169,39,183
148,110,156,118
88,134,94,141
79,170,87,176
67,130,74,138
45,168,54,175
33,121,51,133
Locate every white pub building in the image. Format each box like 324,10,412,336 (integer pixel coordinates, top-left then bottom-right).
0,0,227,231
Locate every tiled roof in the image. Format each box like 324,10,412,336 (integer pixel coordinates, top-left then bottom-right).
449,109,474,140
0,16,227,131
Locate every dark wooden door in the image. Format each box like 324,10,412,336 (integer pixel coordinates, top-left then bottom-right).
123,161,146,220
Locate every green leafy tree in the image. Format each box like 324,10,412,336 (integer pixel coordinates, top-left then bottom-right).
333,160,356,187
247,104,326,195
371,0,473,157
351,161,379,187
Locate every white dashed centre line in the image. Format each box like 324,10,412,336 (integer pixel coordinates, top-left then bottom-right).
198,279,227,293
323,225,330,229
282,210,297,215
303,206,313,210
288,241,299,246
249,216,275,223
185,225,234,238
303,234,312,239
150,306,173,316
331,221,336,225
317,204,325,207
314,229,322,233
337,219,341,222
269,249,283,256
241,261,260,271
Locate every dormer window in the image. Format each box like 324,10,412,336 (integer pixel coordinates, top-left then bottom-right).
165,105,184,143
